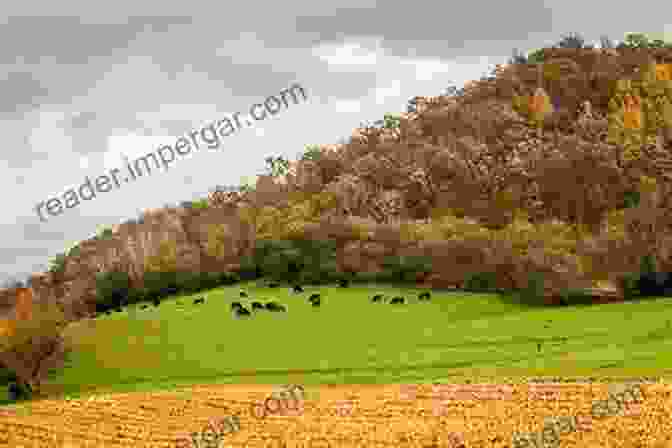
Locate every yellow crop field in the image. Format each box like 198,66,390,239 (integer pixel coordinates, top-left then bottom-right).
0,383,670,447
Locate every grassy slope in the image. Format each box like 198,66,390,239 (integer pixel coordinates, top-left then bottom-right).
22,282,672,402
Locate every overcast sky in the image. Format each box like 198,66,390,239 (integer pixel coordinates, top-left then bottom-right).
1,1,671,285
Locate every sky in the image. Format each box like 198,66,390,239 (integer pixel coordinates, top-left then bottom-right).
2,1,671,286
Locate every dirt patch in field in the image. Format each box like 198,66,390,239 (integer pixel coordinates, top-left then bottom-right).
0,383,670,447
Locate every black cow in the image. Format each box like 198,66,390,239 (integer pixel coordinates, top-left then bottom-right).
292,285,304,293
240,291,248,298
309,293,321,301
235,306,251,317
251,301,264,310
152,298,161,307
266,301,287,312
140,304,149,310
338,279,349,288
231,302,243,311
193,298,205,305
371,294,384,303
310,297,321,307
390,296,405,304
418,292,431,301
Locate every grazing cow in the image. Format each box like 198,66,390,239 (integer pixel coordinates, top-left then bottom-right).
371,294,384,303
292,285,304,293
251,301,264,310
418,292,431,301
390,296,405,304
140,304,149,310
338,279,349,288
265,301,287,312
310,298,321,307
152,298,161,307
193,298,205,305
309,293,321,301
235,306,251,317
240,291,248,298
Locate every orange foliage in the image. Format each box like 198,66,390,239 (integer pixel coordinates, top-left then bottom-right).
15,288,33,321
623,94,643,130
655,63,672,81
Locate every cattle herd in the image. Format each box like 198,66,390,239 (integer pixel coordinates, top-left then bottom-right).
97,280,432,319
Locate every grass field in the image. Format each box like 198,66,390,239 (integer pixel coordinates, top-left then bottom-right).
13,282,672,403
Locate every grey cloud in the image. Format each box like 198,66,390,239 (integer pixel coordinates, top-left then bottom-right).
0,16,194,66
0,71,50,116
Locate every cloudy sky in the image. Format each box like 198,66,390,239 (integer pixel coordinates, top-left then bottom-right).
2,1,671,285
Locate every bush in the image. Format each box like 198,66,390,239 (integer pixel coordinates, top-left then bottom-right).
250,238,338,283
380,255,433,284
236,256,262,280
617,272,640,300
95,271,131,311
464,271,499,292
558,288,594,306
141,271,178,300
637,272,671,297
517,271,546,305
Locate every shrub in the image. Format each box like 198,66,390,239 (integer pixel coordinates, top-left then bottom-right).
464,272,499,292
558,288,594,306
381,255,432,284
237,257,261,280
174,271,204,294
0,362,17,385
94,271,132,311
637,272,671,298
141,271,178,300
518,271,546,305
617,272,641,300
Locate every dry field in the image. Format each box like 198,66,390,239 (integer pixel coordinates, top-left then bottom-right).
0,383,670,448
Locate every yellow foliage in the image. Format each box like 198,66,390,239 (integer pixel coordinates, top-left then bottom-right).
638,174,658,194
15,288,33,321
205,224,231,260
145,240,178,273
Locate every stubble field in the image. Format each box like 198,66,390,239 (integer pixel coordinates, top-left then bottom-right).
0,382,671,447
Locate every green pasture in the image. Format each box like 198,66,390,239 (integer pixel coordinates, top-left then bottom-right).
11,282,672,402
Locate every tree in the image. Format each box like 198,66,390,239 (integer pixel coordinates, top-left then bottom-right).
0,299,67,394
556,32,587,49
264,155,290,177
509,48,528,65
600,35,615,49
